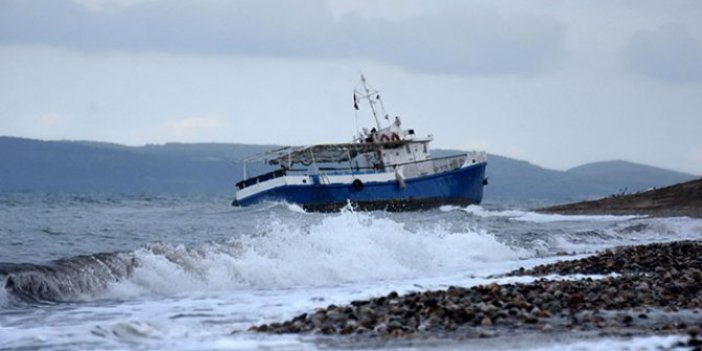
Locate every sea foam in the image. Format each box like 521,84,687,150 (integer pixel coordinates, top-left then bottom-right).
105,209,522,298
446,204,644,223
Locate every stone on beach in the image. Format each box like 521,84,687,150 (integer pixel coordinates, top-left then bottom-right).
248,240,702,338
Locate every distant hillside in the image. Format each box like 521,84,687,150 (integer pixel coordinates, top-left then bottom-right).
435,151,696,206
567,160,693,194
539,178,702,218
0,137,697,204
73,140,278,161
478,154,605,205
0,137,275,194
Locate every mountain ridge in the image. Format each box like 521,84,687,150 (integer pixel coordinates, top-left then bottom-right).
0,136,696,205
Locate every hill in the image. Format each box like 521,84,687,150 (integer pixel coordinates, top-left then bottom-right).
538,178,702,218
0,137,275,194
0,136,697,204
434,151,695,206
566,160,693,194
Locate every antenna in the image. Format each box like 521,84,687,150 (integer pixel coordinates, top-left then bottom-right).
358,74,382,130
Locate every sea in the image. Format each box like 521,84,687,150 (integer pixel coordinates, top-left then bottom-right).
1,193,701,351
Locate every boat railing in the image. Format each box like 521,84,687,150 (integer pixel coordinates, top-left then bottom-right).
430,155,467,174
401,153,478,178
466,150,488,164
236,169,286,189
236,153,486,189
427,151,486,174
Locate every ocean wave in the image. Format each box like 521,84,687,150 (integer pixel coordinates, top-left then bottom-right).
5,205,700,305
549,216,702,255
0,252,136,304
2,209,523,303
445,204,644,223
106,209,523,297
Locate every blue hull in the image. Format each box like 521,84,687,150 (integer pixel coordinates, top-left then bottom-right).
233,162,487,211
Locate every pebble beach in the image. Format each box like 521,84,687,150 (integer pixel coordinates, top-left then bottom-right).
251,240,702,338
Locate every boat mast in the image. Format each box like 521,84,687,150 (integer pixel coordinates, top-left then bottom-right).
360,74,382,131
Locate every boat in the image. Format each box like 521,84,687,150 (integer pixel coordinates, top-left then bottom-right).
231,75,488,211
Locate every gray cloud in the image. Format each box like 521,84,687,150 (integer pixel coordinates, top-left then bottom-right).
0,0,566,77
343,8,566,76
624,23,702,84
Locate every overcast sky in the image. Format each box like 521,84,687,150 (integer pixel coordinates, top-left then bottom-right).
1,0,701,174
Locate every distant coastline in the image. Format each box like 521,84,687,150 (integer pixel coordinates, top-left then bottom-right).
538,178,702,218
1,136,697,205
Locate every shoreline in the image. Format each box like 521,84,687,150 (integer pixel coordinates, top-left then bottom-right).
537,178,702,218
249,240,702,347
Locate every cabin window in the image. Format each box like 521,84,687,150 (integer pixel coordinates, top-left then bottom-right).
423,144,427,153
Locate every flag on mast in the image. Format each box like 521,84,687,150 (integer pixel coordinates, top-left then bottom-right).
353,93,359,110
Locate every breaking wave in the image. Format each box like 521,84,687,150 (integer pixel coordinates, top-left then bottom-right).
442,205,644,223
0,253,136,304
539,216,702,255
2,210,522,304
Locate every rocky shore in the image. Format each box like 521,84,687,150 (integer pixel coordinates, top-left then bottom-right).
250,240,702,343
538,178,702,218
